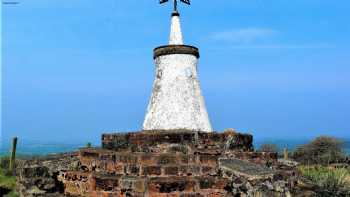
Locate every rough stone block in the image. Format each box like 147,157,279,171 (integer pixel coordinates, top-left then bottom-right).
93,175,120,192
142,166,162,176
228,151,278,165
219,158,274,179
180,193,205,197
149,177,197,193
148,192,180,197
126,164,140,175
180,155,196,164
64,181,90,196
90,190,144,197
120,177,146,193
158,154,178,165
197,177,230,190
178,165,201,176
164,166,179,175
117,154,138,164
201,166,217,175
199,154,218,166
61,172,91,196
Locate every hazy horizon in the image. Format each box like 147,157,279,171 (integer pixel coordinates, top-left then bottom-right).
1,136,350,157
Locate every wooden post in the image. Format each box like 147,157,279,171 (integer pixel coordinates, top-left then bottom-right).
9,137,18,172
283,148,288,160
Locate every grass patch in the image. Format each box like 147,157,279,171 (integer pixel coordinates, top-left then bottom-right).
299,165,350,196
0,169,16,190
4,190,19,197
0,157,18,197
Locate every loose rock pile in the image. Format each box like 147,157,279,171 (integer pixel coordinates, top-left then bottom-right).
16,131,316,196
17,152,79,197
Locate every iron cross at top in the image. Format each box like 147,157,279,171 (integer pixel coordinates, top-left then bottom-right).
160,0,190,12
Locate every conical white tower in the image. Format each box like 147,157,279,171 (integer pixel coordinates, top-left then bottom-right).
143,11,212,132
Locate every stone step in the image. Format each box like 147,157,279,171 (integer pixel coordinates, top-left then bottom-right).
102,131,253,152
78,149,277,175
224,151,278,165
78,150,222,176
79,163,218,177
60,172,231,197
219,158,275,179
79,149,219,165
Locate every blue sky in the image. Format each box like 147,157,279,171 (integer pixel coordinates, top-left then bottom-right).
2,0,350,144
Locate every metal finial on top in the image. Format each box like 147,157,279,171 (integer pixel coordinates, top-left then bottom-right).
160,0,190,13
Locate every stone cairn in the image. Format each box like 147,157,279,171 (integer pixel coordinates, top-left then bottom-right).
16,2,313,197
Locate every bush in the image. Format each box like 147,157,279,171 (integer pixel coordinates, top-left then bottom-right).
293,136,345,165
4,191,19,197
0,168,17,191
0,156,19,176
299,165,350,196
258,143,279,153
0,156,10,169
0,157,18,196
86,142,92,148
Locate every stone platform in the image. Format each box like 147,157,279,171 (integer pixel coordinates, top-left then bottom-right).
17,130,312,197
56,131,289,197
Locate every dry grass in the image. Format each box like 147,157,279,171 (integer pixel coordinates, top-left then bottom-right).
345,173,350,185
299,165,350,196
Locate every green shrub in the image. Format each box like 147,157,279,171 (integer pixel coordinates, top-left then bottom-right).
258,143,279,153
4,190,19,197
0,168,16,190
0,156,10,169
293,136,345,165
86,142,92,148
299,165,349,196
0,157,18,196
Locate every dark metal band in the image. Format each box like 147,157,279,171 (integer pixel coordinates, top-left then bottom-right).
153,45,200,59
171,11,180,17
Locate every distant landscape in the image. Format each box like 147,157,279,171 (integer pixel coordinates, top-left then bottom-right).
254,138,350,155
1,137,349,156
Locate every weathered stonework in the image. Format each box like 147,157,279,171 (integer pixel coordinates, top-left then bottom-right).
16,130,321,197
60,130,277,196
101,130,253,152
16,152,79,197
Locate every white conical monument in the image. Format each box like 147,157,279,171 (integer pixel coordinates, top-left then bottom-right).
143,3,212,132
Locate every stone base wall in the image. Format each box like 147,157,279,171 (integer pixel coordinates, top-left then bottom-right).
57,131,283,196
62,173,231,197
102,130,254,152
17,131,309,197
